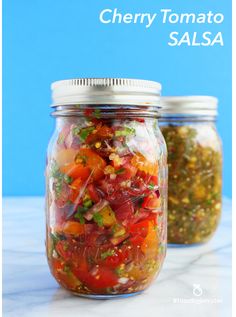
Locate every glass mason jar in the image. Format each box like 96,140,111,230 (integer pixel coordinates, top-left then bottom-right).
159,96,222,245
46,78,167,298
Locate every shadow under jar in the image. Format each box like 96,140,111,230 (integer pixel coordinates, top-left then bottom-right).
46,78,168,298
160,96,222,246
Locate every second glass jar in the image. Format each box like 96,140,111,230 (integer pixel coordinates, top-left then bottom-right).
160,96,222,245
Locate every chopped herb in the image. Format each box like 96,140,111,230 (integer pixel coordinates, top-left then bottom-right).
148,183,155,190
75,212,85,224
55,182,62,196
153,224,158,231
101,249,115,260
50,161,61,178
50,232,61,245
72,126,81,136
63,265,71,273
93,213,103,227
50,232,65,257
64,175,73,184
115,168,125,175
74,206,88,224
93,109,101,119
115,127,136,137
115,266,124,276
77,206,88,213
79,126,95,141
83,199,93,208
50,161,72,197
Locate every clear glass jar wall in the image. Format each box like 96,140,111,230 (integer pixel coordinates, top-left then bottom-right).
160,97,222,245
46,79,167,297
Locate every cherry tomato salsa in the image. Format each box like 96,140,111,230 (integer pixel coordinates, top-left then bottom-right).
46,109,167,296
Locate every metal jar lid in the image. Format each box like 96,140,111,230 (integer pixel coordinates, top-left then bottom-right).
160,96,218,116
51,78,162,107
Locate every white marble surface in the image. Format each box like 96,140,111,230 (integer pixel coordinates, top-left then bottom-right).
3,197,232,317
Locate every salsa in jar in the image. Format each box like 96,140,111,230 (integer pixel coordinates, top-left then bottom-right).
46,78,167,298
160,96,222,245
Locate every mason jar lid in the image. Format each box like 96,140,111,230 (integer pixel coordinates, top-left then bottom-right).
160,96,218,116
51,78,162,107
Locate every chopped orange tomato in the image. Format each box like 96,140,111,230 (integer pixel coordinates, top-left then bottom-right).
75,148,106,181
60,163,91,180
131,153,158,176
128,265,145,281
63,221,85,236
141,221,158,253
99,206,117,227
70,178,83,190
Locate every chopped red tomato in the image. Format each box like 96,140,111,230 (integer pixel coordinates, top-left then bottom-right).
87,184,101,203
55,240,71,261
129,220,149,238
142,193,160,210
116,163,137,181
51,258,65,271
113,200,134,222
69,178,83,203
129,234,145,247
73,265,118,291
86,125,113,144
129,219,151,247
150,175,158,186
100,248,129,268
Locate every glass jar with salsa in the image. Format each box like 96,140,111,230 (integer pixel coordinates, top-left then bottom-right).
46,78,167,298
160,96,222,245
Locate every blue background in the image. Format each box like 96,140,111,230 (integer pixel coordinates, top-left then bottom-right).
3,0,232,197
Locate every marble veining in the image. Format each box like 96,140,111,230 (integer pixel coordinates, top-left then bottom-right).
3,197,232,317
